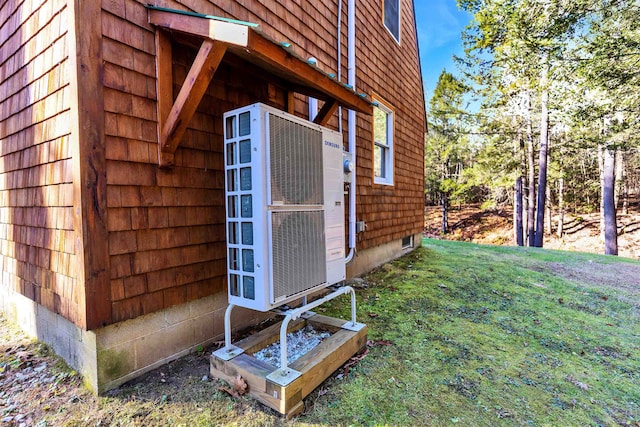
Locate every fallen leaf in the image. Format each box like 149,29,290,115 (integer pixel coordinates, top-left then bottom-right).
234,375,248,396
497,409,512,419
367,339,393,347
218,386,238,398
566,375,589,391
219,375,248,398
341,348,370,376
368,313,379,318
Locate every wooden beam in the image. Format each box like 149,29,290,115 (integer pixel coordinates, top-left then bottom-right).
313,100,339,126
160,40,227,161
148,7,371,117
68,0,111,329
286,91,295,114
148,8,250,46
155,30,174,167
245,31,371,115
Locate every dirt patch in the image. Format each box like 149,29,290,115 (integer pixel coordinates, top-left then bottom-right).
425,205,512,244
538,260,640,317
0,321,93,426
425,204,640,260
541,260,640,295
0,317,289,426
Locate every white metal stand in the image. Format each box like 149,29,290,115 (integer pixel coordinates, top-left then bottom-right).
212,303,244,361
212,286,365,386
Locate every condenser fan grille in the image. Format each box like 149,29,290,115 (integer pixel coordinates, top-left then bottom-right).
269,115,324,205
271,211,326,301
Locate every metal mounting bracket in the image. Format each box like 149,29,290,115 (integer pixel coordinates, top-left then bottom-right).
266,367,303,386
212,344,244,361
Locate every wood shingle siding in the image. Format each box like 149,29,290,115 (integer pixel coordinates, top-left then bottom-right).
101,0,226,323
0,0,80,321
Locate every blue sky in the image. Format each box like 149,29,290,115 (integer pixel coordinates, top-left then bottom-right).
414,1,473,103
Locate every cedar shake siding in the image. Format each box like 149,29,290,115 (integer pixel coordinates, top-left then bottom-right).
0,1,80,323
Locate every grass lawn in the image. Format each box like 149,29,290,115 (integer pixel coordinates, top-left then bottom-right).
304,239,639,426
2,238,638,426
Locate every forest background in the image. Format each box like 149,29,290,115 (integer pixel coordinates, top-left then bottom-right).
423,0,639,257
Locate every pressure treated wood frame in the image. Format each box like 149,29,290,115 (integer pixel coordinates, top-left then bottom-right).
210,314,368,417
148,6,372,167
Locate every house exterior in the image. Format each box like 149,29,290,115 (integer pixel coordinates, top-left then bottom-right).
0,0,426,393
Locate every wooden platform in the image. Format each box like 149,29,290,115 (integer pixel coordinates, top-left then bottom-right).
210,314,368,417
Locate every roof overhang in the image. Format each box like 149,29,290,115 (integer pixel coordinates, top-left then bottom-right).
146,6,372,167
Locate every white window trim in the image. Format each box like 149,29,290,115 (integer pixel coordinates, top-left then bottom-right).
373,100,394,186
383,0,401,44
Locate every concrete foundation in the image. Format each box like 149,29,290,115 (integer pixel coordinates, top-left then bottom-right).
347,233,422,278
0,285,267,393
0,284,99,391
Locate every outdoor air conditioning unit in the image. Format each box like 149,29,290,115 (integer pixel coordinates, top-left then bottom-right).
223,102,346,312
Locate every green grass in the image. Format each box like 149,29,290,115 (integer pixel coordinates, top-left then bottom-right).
303,239,639,426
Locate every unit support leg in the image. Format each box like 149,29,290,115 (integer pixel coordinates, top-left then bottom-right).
266,286,366,386
211,304,245,361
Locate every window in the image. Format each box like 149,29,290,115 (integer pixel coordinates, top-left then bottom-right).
402,235,414,249
383,0,400,43
373,100,394,185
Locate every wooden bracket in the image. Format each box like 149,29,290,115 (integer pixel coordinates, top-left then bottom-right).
149,6,373,167
155,30,174,167
286,91,295,114
313,100,339,126
155,36,227,167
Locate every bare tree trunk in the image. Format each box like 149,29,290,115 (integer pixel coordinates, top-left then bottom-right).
622,178,629,215
603,146,618,255
546,190,552,236
557,175,564,238
514,123,524,246
523,181,529,243
615,148,623,209
534,56,550,248
582,155,590,210
620,151,629,215
598,145,605,241
515,177,524,246
441,193,449,234
527,112,536,247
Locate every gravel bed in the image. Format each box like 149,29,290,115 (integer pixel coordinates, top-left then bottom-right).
253,326,331,368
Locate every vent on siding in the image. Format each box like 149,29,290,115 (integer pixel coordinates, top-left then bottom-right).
269,115,324,205
271,211,326,301
402,235,414,249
